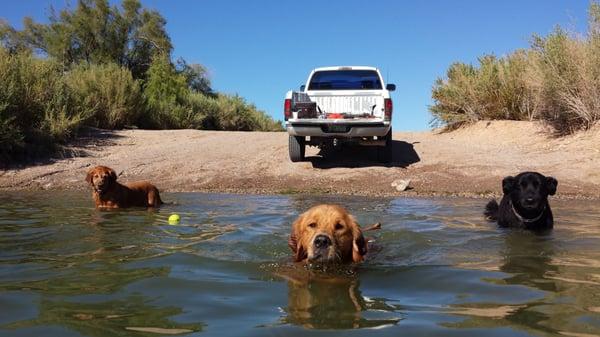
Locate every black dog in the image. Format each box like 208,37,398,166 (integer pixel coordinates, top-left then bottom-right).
485,172,558,230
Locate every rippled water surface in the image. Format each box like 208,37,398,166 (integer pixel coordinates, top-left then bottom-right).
1,192,600,337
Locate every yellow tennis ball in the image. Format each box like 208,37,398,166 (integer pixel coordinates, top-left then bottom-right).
168,214,180,224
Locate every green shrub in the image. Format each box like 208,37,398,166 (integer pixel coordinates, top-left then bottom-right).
1,0,285,162
430,61,481,126
140,55,282,131
0,49,26,158
0,49,97,161
40,83,92,143
498,50,538,121
140,55,190,129
0,49,83,160
430,3,600,134
212,94,282,131
0,104,24,159
186,92,221,129
431,53,538,126
531,27,600,133
65,63,145,129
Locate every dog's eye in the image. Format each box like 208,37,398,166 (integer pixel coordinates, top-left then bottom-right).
308,223,316,228
335,223,344,230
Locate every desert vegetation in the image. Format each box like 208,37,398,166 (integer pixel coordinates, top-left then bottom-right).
0,0,281,162
430,2,600,134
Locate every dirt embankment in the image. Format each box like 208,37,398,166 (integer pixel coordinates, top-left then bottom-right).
1,121,599,199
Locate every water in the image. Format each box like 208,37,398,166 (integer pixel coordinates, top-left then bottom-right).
0,192,599,337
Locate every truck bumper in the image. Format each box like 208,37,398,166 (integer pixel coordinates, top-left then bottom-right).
286,120,391,138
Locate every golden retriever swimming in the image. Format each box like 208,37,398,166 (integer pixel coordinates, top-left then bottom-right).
86,165,162,208
288,204,371,264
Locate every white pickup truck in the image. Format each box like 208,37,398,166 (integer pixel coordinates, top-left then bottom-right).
284,66,395,162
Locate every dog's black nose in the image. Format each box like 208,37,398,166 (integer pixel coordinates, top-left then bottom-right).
314,235,331,249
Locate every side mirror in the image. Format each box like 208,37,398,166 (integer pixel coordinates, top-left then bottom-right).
386,84,396,92
300,85,306,91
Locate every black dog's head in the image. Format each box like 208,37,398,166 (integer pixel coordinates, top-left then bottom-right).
502,172,557,212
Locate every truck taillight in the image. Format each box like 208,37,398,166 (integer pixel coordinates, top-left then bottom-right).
384,98,393,121
284,99,292,121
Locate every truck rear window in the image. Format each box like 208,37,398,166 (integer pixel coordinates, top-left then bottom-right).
308,70,382,90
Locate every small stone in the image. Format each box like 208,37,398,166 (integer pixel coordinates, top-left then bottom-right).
391,179,411,191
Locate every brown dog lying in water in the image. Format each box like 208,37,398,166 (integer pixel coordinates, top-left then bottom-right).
289,204,378,264
86,165,162,208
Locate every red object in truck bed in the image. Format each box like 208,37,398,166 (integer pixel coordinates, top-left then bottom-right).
326,113,344,119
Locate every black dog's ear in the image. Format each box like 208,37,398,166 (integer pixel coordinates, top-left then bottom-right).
546,176,558,196
502,176,515,195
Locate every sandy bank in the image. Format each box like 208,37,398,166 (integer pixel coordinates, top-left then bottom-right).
1,121,599,199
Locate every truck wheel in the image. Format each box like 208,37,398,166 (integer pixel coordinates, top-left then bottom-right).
377,129,393,163
289,135,306,162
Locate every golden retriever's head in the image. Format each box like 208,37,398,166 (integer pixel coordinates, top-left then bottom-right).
85,165,117,194
289,204,367,264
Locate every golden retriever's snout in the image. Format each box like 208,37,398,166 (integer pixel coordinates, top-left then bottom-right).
310,234,334,262
97,175,109,188
313,234,331,249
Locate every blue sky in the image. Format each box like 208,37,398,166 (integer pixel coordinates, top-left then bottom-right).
2,0,592,130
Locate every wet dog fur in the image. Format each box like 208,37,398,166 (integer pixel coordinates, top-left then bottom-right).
485,171,557,230
86,165,162,208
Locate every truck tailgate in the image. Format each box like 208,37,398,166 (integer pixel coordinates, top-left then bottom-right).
309,91,385,117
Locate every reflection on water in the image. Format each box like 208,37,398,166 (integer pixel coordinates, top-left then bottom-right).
500,231,558,292
275,266,401,329
4,295,202,336
0,191,599,336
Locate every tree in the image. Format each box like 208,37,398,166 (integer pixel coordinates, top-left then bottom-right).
176,58,213,95
0,0,172,79
145,54,187,107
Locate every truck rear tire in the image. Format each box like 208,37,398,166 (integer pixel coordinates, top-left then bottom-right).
289,135,306,162
377,129,393,163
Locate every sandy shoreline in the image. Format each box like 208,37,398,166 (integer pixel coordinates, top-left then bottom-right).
1,121,599,199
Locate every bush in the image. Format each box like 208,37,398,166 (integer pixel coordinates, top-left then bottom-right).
40,83,93,143
0,49,90,161
531,27,600,133
0,48,282,162
212,94,283,131
140,55,192,129
65,63,145,129
430,3,600,134
140,55,282,131
1,0,284,163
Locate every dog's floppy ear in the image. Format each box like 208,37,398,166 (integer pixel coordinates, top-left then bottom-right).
546,176,558,196
350,217,367,263
502,176,515,195
85,168,95,184
289,214,307,262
